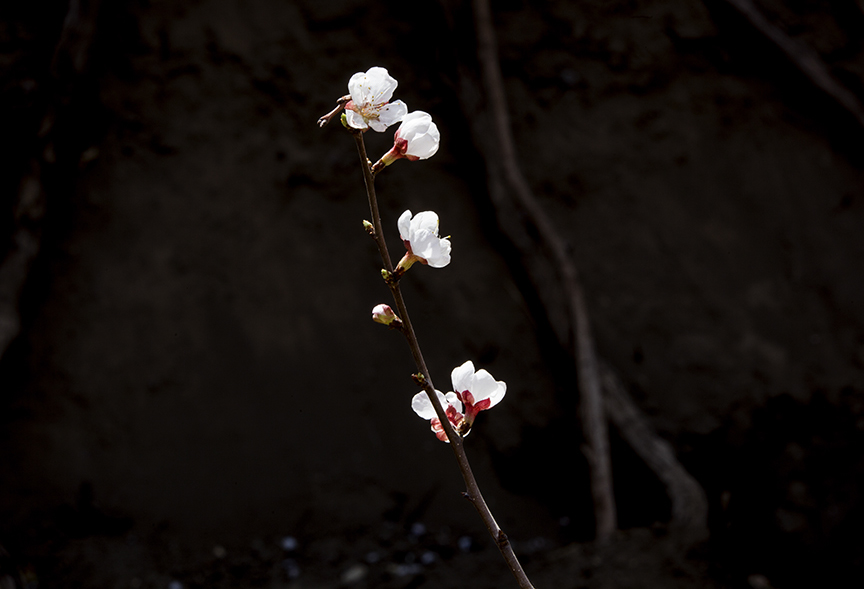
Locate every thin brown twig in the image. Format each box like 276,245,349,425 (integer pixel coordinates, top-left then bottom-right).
721,0,864,130
317,95,351,128
350,130,535,589
471,0,617,543
599,363,708,540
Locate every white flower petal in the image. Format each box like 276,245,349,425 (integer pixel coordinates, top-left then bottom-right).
444,392,463,414
398,210,413,241
368,119,387,133
399,111,432,137
410,211,440,235
409,229,439,258
344,109,368,130
470,369,496,402
362,66,398,103
406,130,440,159
451,361,475,394
412,390,453,421
347,71,370,103
396,111,440,160
411,390,438,420
471,369,506,406
488,380,506,408
424,238,451,268
377,100,407,127
348,67,397,104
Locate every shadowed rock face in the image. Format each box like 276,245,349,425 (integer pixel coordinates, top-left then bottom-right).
1,0,863,587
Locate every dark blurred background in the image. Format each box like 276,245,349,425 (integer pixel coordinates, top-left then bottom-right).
2,0,864,587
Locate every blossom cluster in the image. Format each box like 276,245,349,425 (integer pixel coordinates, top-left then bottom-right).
411,361,506,442
328,67,507,443
343,67,440,163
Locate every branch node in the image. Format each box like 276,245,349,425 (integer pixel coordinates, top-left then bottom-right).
496,530,510,548
316,94,351,128
381,268,400,286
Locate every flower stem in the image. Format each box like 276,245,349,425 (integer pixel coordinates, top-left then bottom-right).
352,132,536,589
317,94,351,128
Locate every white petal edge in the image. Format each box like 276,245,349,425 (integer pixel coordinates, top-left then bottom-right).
344,109,368,130
376,100,407,128
410,211,440,235
444,392,463,414
451,361,475,394
398,210,413,241
347,71,369,103
400,111,432,132
425,238,451,268
363,66,398,104
348,67,398,106
411,390,448,420
406,129,440,159
471,369,506,407
408,229,439,259
488,380,507,408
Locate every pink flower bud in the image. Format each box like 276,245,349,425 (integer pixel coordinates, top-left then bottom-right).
379,111,440,167
371,304,398,325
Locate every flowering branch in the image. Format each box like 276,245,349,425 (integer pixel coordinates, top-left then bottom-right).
317,65,533,586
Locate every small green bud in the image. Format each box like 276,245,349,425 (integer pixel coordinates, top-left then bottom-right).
381,269,400,285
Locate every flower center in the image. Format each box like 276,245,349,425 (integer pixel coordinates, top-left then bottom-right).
356,102,380,121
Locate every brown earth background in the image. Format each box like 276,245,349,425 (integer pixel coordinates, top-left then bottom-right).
2,0,864,588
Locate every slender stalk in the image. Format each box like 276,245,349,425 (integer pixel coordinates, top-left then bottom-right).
352,131,535,589
317,95,351,128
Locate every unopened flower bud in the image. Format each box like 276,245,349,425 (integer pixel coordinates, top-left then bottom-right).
371,304,398,326
379,111,440,168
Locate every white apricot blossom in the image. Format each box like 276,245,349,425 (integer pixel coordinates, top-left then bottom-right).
411,361,507,442
411,390,464,443
395,210,451,273
450,360,506,425
344,67,407,132
379,111,440,166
